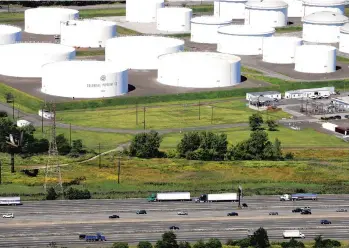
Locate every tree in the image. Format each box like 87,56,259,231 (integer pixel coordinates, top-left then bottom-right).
129,131,162,158
313,236,341,248
193,240,206,248
266,119,278,131
273,138,283,160
56,134,71,155
249,113,263,131
205,238,222,248
281,238,305,248
177,132,201,157
238,238,251,248
178,242,191,248
250,227,270,248
247,130,272,160
138,241,153,248
65,187,91,200
112,242,129,248
46,187,58,200
0,111,7,117
162,231,178,248
69,139,85,157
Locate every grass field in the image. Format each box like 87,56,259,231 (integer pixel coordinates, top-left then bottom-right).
337,56,349,64
275,26,302,33
56,99,290,130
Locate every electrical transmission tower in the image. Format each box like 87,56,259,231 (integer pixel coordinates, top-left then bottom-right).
44,102,64,198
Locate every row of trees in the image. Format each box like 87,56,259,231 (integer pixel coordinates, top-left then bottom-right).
46,186,91,200
0,1,116,7
111,229,342,248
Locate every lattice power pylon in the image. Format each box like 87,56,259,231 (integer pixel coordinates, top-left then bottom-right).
44,103,64,198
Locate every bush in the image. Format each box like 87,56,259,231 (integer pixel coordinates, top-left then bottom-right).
46,187,58,200
205,238,222,248
129,131,162,158
138,241,153,248
226,239,239,246
285,152,294,160
65,187,91,200
237,238,251,248
178,242,191,248
112,242,129,248
0,111,7,117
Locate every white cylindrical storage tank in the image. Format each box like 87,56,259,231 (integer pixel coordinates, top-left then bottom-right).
25,8,79,35
60,19,117,48
126,0,164,23
294,45,336,73
158,52,241,88
339,23,349,53
214,0,248,19
156,7,192,32
263,37,303,64
283,0,303,17
105,36,184,70
302,0,346,16
0,43,76,78
245,0,288,28
217,25,275,55
41,61,128,98
191,16,233,44
302,11,348,43
0,25,21,45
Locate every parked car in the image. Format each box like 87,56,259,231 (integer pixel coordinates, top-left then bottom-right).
242,203,248,208
344,115,349,119
292,208,303,213
136,210,147,214
269,212,278,215
334,115,342,120
79,234,86,240
2,213,14,218
227,212,238,216
321,220,332,224
177,211,188,215
336,208,347,212
169,226,180,230
301,210,312,215
109,215,120,219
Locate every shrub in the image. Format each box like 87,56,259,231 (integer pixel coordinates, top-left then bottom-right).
65,187,91,200
0,111,8,118
46,187,58,200
138,241,153,248
112,242,129,248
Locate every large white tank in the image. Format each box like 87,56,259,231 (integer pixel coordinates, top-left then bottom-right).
217,25,275,55
302,11,348,43
191,16,233,44
263,37,303,64
339,23,349,53
25,8,79,35
105,36,184,70
126,0,164,23
0,25,21,45
60,19,117,48
157,52,241,88
157,7,192,32
294,45,336,73
283,0,303,17
41,61,128,98
245,0,288,28
0,43,76,78
214,0,248,19
302,0,346,16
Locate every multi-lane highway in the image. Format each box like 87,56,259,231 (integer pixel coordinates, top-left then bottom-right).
1,195,349,247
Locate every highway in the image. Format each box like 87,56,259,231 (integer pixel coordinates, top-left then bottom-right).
0,195,349,247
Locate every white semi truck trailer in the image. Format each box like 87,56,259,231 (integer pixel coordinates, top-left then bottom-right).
196,193,238,202
283,230,305,239
147,192,191,202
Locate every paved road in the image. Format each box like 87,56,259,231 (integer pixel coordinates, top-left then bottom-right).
1,195,349,247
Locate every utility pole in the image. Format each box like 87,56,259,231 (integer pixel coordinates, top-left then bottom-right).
0,160,2,185
69,123,72,146
12,99,14,120
17,109,19,119
143,107,146,130
41,107,44,133
211,106,214,124
136,103,138,125
98,143,101,169
238,185,242,208
198,101,201,120
117,156,121,184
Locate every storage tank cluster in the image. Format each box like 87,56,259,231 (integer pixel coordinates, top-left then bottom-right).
126,0,164,23
302,0,346,16
214,0,247,19
263,37,303,64
156,7,192,32
0,25,21,45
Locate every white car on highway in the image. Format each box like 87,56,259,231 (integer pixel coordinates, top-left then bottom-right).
2,213,14,218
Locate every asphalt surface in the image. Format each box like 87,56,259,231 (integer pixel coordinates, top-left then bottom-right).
1,195,349,247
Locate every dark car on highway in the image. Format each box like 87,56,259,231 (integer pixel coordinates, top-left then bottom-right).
336,208,347,212
109,215,120,219
292,208,303,213
169,226,180,230
321,220,331,224
79,234,86,240
242,203,248,208
136,210,147,214
269,212,278,215
227,212,238,216
301,210,312,215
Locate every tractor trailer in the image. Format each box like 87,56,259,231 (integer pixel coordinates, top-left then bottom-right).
147,192,191,202
196,193,238,202
283,230,305,239
280,193,318,201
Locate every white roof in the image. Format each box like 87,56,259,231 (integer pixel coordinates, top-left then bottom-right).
245,0,288,9
340,23,349,34
286,86,335,94
157,7,192,13
303,11,348,24
0,43,75,54
218,25,275,35
25,7,78,14
42,60,128,73
62,19,116,27
158,51,241,63
264,36,302,43
296,44,336,52
106,36,184,48
0,24,21,34
191,16,233,25
302,0,346,6
215,0,247,2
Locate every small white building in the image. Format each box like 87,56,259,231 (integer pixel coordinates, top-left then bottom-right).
16,120,31,127
246,91,282,101
322,122,338,132
38,109,54,119
284,87,335,99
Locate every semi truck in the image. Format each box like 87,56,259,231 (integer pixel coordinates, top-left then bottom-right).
195,193,238,202
280,193,318,201
147,192,191,202
84,233,106,242
283,230,305,239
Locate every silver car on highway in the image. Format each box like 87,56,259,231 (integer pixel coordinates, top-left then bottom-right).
177,211,188,215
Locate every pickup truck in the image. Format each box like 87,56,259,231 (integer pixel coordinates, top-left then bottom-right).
2,213,14,218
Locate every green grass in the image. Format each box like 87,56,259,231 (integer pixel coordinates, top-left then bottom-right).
76,49,105,57
241,66,263,75
56,99,290,130
275,26,302,33
337,56,349,64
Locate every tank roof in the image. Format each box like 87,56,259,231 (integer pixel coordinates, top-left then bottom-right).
191,16,233,25
340,23,349,34
42,60,127,73
62,19,116,27
302,0,346,6
0,43,75,54
25,7,79,14
245,0,288,9
218,25,275,35
296,44,336,52
0,24,21,34
157,7,192,12
303,11,348,24
215,0,248,2
106,36,184,48
158,51,241,63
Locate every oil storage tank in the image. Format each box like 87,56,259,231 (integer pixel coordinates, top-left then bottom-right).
294,45,336,73
126,0,164,23
25,8,79,35
41,61,128,98
191,16,233,44
60,19,117,48
339,23,349,53
217,25,275,55
302,11,348,43
263,37,303,63
245,0,288,28
283,0,303,17
214,0,248,19
302,0,346,16
157,7,192,32
157,52,241,88
0,43,76,78
105,36,184,70
0,25,21,45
